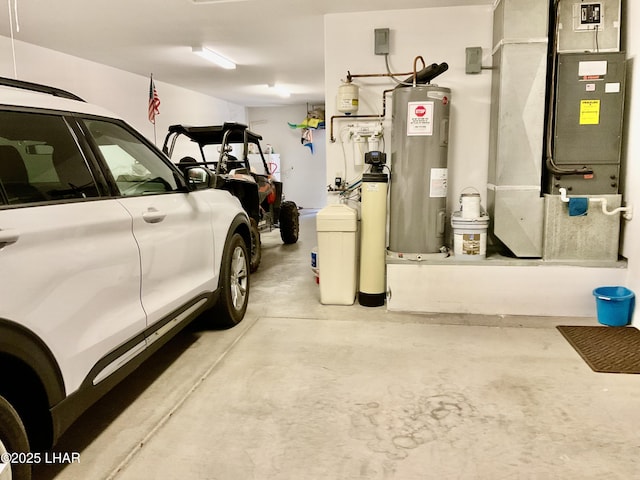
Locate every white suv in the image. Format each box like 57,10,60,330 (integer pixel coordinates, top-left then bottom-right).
0,78,251,480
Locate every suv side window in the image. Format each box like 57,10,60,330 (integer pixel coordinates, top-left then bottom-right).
83,119,181,197
0,111,99,205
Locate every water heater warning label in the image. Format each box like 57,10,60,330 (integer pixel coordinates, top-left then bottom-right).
430,168,447,198
407,101,434,136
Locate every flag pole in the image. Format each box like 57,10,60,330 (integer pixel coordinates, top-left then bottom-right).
152,73,157,145
149,73,161,145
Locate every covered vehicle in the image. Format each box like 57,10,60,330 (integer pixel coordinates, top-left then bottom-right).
162,122,299,272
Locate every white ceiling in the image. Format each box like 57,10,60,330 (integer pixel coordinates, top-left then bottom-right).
0,0,492,107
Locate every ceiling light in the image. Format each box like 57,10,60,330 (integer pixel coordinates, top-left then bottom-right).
192,46,236,70
268,84,291,98
192,0,249,3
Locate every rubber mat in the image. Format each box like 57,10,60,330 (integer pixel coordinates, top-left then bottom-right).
557,325,640,374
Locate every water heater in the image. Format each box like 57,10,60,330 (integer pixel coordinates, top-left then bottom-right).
388,85,451,254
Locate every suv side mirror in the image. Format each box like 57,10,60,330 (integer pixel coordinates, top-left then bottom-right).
183,166,211,190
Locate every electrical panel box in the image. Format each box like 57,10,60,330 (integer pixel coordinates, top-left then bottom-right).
465,47,482,74
557,0,621,53
548,52,626,195
574,3,603,31
374,28,389,55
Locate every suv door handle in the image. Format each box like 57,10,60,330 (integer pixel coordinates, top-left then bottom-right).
0,228,20,247
142,208,167,224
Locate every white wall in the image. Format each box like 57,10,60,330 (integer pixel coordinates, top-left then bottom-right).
324,5,493,209
248,105,327,208
0,37,247,145
622,3,640,326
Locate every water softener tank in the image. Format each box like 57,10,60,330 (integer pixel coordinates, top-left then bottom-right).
359,172,388,307
389,85,451,254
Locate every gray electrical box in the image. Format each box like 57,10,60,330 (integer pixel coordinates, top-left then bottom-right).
549,52,626,195
465,47,482,74
374,28,389,55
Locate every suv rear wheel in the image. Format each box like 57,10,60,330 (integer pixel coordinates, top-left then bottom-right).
212,233,250,328
0,395,31,480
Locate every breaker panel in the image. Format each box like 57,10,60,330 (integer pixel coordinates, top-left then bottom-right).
557,0,621,53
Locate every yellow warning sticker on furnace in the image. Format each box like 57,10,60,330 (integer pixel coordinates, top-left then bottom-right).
580,99,600,125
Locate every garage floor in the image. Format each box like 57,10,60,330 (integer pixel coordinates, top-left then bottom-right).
36,210,640,480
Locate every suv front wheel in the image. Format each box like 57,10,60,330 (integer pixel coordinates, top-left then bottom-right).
212,233,250,328
0,395,31,480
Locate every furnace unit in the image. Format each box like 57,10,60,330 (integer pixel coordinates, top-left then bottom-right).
548,52,626,195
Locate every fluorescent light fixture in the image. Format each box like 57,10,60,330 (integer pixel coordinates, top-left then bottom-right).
268,84,291,98
192,0,249,3
192,46,236,70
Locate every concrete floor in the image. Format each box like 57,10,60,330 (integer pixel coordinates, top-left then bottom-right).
35,210,640,480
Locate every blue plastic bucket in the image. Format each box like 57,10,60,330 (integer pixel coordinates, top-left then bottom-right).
593,286,635,327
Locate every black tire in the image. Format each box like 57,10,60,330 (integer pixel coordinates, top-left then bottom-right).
249,218,262,273
279,200,299,244
212,233,250,328
0,395,31,480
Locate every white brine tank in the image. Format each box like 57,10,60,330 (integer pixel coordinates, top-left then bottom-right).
389,84,451,254
316,204,359,305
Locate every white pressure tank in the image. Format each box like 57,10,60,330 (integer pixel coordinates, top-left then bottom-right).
337,81,359,115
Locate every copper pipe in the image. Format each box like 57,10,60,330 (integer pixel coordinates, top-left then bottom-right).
412,55,426,86
331,56,428,142
347,71,415,81
330,89,394,143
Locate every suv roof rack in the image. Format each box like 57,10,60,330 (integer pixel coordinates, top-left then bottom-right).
0,76,85,102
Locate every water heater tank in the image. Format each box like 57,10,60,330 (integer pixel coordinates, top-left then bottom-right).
388,85,451,254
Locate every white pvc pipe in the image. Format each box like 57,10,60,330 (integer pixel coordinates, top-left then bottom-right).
558,188,633,220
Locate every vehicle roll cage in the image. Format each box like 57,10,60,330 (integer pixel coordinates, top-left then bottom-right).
162,123,270,176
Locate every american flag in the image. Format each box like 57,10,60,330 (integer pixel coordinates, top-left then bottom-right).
148,75,161,124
